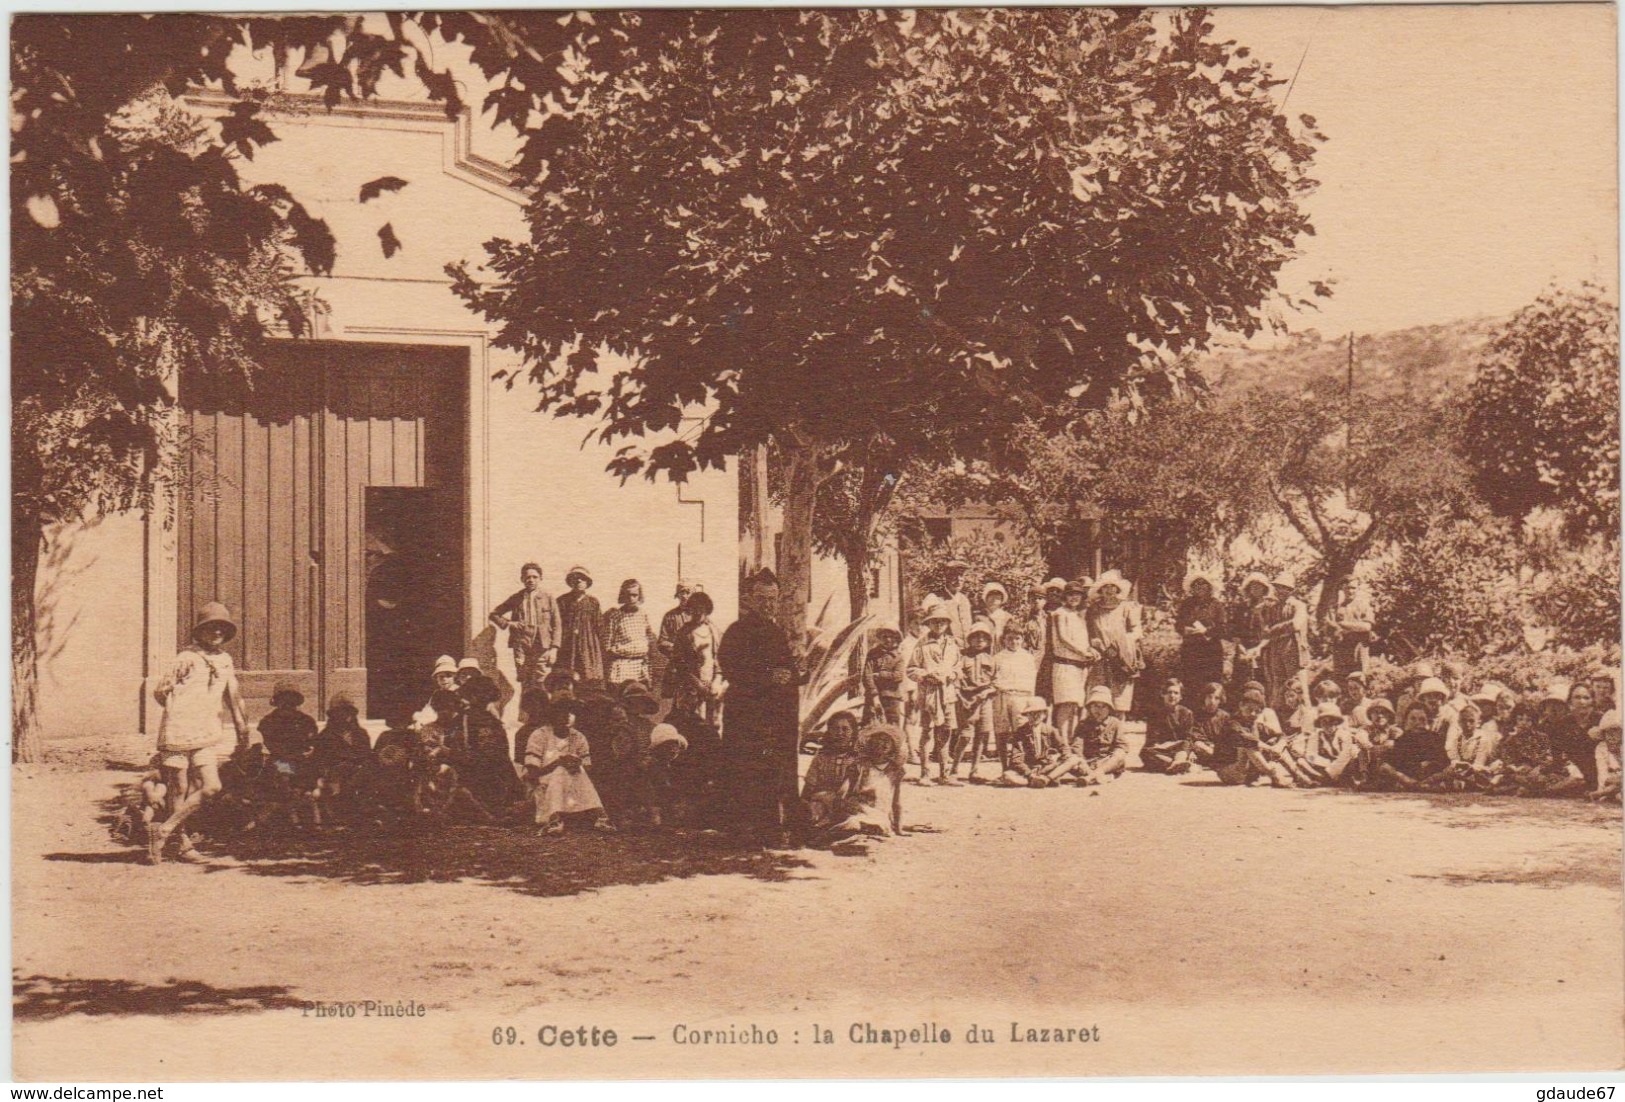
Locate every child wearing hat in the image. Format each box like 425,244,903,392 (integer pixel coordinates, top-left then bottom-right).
556,566,607,686
147,602,252,864
861,624,907,728
907,600,962,785
642,722,690,828
996,697,1059,787
1044,686,1128,785
257,683,321,829
953,621,998,781
310,694,373,827
414,655,460,727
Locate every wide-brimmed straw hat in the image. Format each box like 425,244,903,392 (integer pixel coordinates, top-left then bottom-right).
1090,570,1129,601
192,601,237,643
565,565,593,588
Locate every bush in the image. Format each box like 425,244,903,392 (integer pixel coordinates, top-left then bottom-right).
1371,514,1525,658
1529,537,1621,650
901,527,1047,620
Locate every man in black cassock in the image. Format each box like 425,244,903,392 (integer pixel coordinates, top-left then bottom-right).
718,569,802,845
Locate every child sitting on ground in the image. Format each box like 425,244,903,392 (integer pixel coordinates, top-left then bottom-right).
257,683,320,831
1140,678,1198,774
1044,686,1128,786
524,699,616,836
642,722,689,828
310,694,373,828
996,697,1056,787
1214,689,1298,788
802,711,866,845
1368,703,1448,791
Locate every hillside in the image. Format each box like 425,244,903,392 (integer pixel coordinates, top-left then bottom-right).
1190,316,1503,400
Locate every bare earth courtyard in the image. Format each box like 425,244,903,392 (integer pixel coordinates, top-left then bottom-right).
13,753,1624,1080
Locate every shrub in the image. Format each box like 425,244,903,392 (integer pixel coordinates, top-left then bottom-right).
901,527,1047,621
1529,537,1622,650
1370,514,1525,658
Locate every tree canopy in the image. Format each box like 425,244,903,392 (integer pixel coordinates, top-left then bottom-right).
1462,283,1620,536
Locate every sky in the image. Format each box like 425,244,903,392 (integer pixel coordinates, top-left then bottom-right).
1214,3,1618,339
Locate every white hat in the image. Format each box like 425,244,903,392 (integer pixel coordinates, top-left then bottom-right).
1417,677,1449,700
966,619,994,642
1089,571,1129,601
1470,681,1511,705
1315,701,1344,722
432,655,458,676
981,581,1008,601
1021,696,1051,716
920,598,952,624
1042,577,1068,593
1545,680,1574,704
649,723,688,750
457,657,482,673
1273,571,1298,591
1086,685,1116,708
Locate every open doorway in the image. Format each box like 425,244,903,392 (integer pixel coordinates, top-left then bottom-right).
365,487,465,721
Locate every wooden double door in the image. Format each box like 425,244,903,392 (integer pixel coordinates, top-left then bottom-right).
178,341,467,721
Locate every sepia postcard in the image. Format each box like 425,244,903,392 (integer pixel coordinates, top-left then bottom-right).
10,3,1622,1083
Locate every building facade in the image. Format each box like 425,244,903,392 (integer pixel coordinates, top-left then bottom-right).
31,93,737,740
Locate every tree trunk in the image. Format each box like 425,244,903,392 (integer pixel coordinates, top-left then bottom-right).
13,511,43,764
1316,550,1355,621
776,442,820,654
845,542,871,622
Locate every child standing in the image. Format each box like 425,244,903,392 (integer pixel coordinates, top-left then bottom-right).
525,700,616,836
861,625,907,728
147,602,251,864
991,624,1038,778
953,622,998,781
907,601,962,786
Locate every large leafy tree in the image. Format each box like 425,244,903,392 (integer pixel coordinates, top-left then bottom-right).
453,7,1322,637
1462,284,1621,536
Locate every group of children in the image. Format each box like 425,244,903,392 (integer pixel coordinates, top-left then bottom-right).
1137,662,1622,799
127,606,720,862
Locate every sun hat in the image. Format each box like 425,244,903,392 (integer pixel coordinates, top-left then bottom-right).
1241,571,1272,596
192,601,237,644
982,581,1008,601
565,565,593,588
1315,701,1344,723
1086,685,1116,708
1063,577,1090,597
432,655,458,677
1470,681,1510,705
966,620,994,643
457,657,481,674
1182,570,1219,596
648,723,688,751
1366,697,1396,719
1090,570,1129,600
1042,577,1068,593
1417,677,1449,700
1273,572,1298,591
270,682,304,708
920,598,952,624
1344,670,1367,685
1021,696,1051,716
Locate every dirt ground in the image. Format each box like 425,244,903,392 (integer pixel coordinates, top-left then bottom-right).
12,742,1624,1080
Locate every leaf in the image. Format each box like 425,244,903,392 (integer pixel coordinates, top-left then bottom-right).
359,176,408,203
377,222,402,259
219,101,278,160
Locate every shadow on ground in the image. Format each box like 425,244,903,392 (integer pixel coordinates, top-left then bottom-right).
1292,785,1623,831
13,974,305,1020
71,780,817,899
